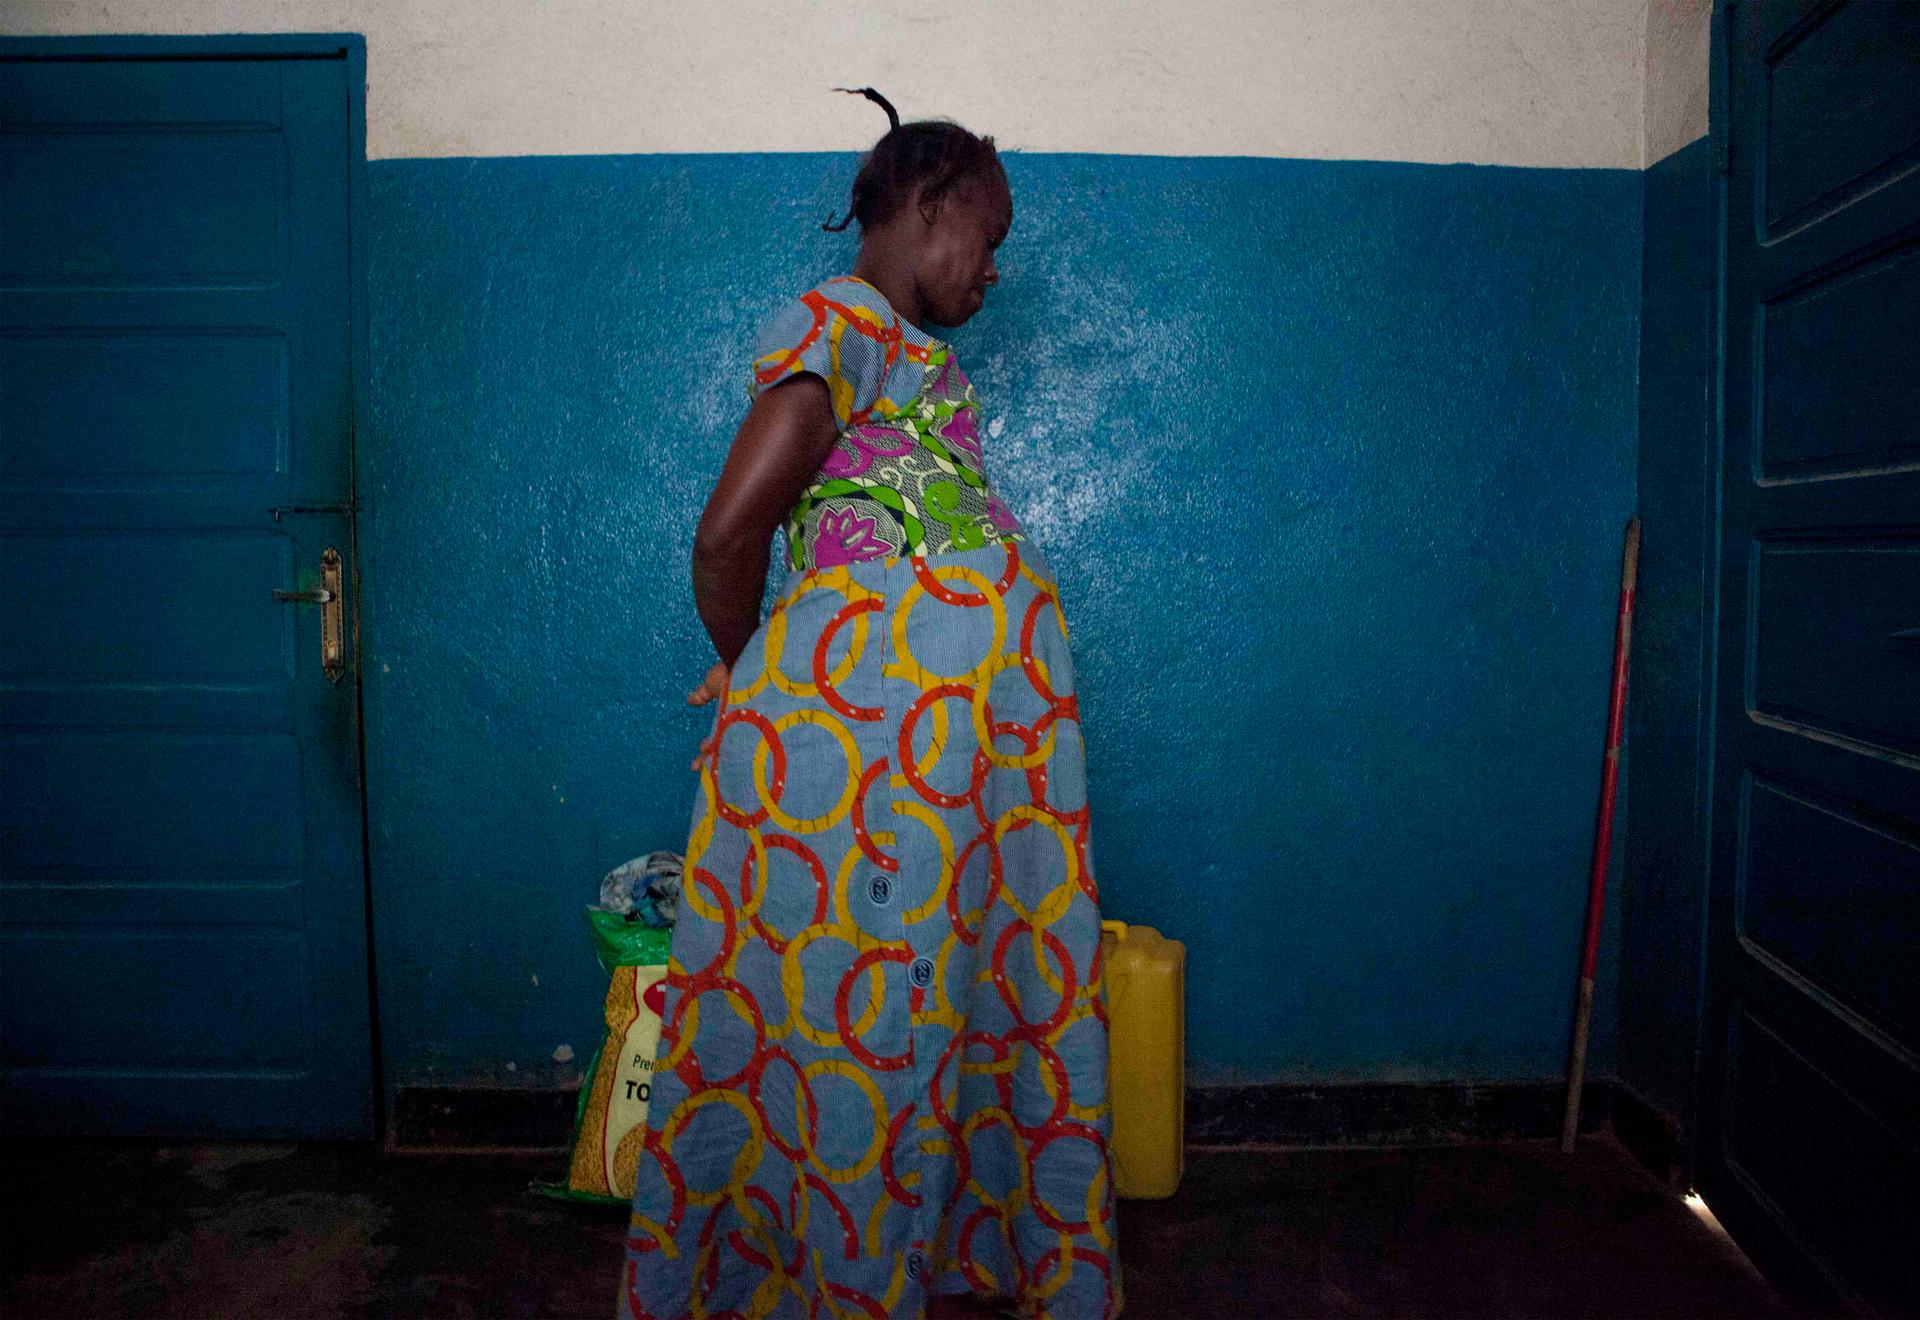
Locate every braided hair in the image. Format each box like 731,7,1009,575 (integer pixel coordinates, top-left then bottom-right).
822,87,1008,233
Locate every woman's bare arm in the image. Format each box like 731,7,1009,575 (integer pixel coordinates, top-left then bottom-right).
689,374,840,684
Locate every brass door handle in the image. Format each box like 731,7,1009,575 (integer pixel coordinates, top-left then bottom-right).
273,547,346,683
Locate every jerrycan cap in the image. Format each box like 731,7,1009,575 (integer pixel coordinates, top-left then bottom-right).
1100,919,1127,939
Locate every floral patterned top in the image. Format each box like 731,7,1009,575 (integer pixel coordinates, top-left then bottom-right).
746,275,1027,571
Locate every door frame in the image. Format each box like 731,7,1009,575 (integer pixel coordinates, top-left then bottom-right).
0,31,384,1138
1689,0,1734,1193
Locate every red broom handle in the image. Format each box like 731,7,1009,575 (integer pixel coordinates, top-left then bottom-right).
1562,517,1640,1153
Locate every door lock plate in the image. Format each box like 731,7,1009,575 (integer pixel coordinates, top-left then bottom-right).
319,547,344,683
275,548,346,682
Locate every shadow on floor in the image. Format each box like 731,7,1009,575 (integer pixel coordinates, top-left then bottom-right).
1,1134,1789,1318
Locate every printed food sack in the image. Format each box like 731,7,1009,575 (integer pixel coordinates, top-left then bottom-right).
549,910,674,1204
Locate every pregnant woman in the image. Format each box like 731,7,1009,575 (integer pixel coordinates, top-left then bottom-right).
618,90,1122,1320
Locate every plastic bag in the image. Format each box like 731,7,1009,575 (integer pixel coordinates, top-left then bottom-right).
536,908,674,1205
597,850,683,928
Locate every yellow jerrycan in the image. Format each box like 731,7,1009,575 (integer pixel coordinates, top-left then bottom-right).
1099,919,1185,1199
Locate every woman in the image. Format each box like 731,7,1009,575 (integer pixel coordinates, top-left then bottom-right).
619,90,1122,1320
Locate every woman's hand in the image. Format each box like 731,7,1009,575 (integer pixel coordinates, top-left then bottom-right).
687,660,730,770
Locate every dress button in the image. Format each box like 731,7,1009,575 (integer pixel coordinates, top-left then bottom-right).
868,874,892,905
906,1248,926,1279
908,956,935,988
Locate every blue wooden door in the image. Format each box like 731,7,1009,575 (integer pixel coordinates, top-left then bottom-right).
1,46,373,1137
1701,1,1919,1312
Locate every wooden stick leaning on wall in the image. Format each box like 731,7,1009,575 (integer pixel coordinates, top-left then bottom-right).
1562,516,1641,1154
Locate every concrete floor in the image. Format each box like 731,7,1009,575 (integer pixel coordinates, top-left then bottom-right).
1,1134,1788,1319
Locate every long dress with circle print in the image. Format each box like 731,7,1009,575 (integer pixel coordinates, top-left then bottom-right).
619,540,1122,1320
618,280,1121,1320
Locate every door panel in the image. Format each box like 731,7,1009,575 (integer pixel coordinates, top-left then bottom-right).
1725,1012,1920,1309
0,50,371,1137
1750,539,1920,751
3,132,284,282
1702,2,1920,1314
1758,240,1918,479
1742,777,1919,1042
5,332,291,479
1759,0,1920,233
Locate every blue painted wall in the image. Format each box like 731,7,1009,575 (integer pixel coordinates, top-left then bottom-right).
362,152,1641,1097
1620,137,1715,1132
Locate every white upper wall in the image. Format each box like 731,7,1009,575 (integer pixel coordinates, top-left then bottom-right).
1643,0,1711,165
3,0,1703,168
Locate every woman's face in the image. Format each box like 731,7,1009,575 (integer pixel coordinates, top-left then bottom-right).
913,176,1012,327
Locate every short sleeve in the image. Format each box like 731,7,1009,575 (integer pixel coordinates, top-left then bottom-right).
747,281,894,429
